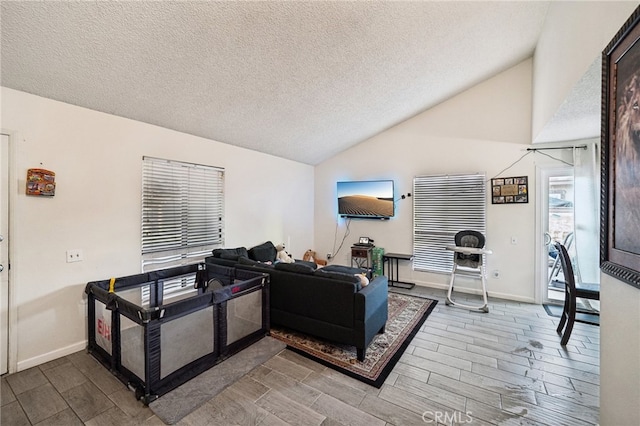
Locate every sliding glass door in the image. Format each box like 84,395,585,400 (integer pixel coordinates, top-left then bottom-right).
536,142,600,310
542,167,575,304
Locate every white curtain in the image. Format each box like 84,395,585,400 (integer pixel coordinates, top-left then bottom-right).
572,139,600,284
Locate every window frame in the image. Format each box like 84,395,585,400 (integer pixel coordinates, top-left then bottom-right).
141,156,225,273
413,173,487,274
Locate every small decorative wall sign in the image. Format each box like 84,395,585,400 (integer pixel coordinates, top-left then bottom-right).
26,168,56,196
491,176,527,204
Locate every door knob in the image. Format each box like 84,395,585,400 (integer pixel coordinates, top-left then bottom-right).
0,265,4,272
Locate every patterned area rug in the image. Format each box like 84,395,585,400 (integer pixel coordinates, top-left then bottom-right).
269,292,437,388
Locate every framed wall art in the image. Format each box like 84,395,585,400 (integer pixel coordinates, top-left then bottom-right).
26,168,56,196
601,6,640,289
491,176,528,204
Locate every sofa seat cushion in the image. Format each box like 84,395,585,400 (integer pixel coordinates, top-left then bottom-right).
248,241,277,262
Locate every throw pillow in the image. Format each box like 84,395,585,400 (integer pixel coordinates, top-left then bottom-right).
248,241,277,263
219,252,240,261
212,247,249,260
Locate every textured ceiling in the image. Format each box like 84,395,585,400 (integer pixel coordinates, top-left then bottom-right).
533,56,602,144
1,1,552,165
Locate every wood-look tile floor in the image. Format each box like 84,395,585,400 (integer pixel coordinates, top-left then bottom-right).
1,287,599,425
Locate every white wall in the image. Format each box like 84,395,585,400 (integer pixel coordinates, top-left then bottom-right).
600,274,640,425
531,1,638,141
532,3,640,422
1,87,314,371
315,58,565,302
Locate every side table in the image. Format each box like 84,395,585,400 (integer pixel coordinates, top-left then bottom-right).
383,253,415,289
351,246,372,270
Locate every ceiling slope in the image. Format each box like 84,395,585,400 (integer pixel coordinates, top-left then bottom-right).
1,1,550,165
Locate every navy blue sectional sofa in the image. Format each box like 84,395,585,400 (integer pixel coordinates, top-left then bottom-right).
205,241,388,361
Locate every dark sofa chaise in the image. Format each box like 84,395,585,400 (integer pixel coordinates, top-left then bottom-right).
205,242,388,361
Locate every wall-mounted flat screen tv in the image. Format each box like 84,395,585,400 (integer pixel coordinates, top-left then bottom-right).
337,180,394,219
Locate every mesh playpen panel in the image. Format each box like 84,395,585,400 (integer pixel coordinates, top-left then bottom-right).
226,288,264,345
120,315,145,381
93,299,112,355
85,263,269,404
160,306,215,379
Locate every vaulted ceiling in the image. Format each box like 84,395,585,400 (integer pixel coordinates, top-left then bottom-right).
1,1,558,165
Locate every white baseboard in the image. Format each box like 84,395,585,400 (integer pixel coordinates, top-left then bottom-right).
17,340,87,372
411,280,536,304
14,280,536,373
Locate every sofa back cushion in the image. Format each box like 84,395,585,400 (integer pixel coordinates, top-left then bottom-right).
275,261,316,274
248,241,277,262
205,255,240,268
321,264,367,276
267,268,358,329
238,256,274,269
313,268,362,288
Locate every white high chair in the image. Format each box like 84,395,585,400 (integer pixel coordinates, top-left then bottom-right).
445,230,492,313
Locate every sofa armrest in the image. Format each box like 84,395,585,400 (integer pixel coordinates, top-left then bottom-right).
354,275,388,321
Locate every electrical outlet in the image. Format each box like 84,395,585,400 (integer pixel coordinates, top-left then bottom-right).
327,253,332,260
66,249,84,263
492,270,500,279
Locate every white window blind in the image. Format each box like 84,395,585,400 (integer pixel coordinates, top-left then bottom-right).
142,156,224,273
413,173,486,273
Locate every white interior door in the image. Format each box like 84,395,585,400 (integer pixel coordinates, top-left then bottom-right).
1,134,9,375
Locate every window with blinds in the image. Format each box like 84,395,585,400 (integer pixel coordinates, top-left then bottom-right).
413,173,486,273
142,156,225,274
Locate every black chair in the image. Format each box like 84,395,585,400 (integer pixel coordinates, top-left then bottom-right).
548,232,575,286
554,242,599,346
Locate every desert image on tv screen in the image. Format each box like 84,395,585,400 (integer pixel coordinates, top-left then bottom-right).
338,181,394,217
